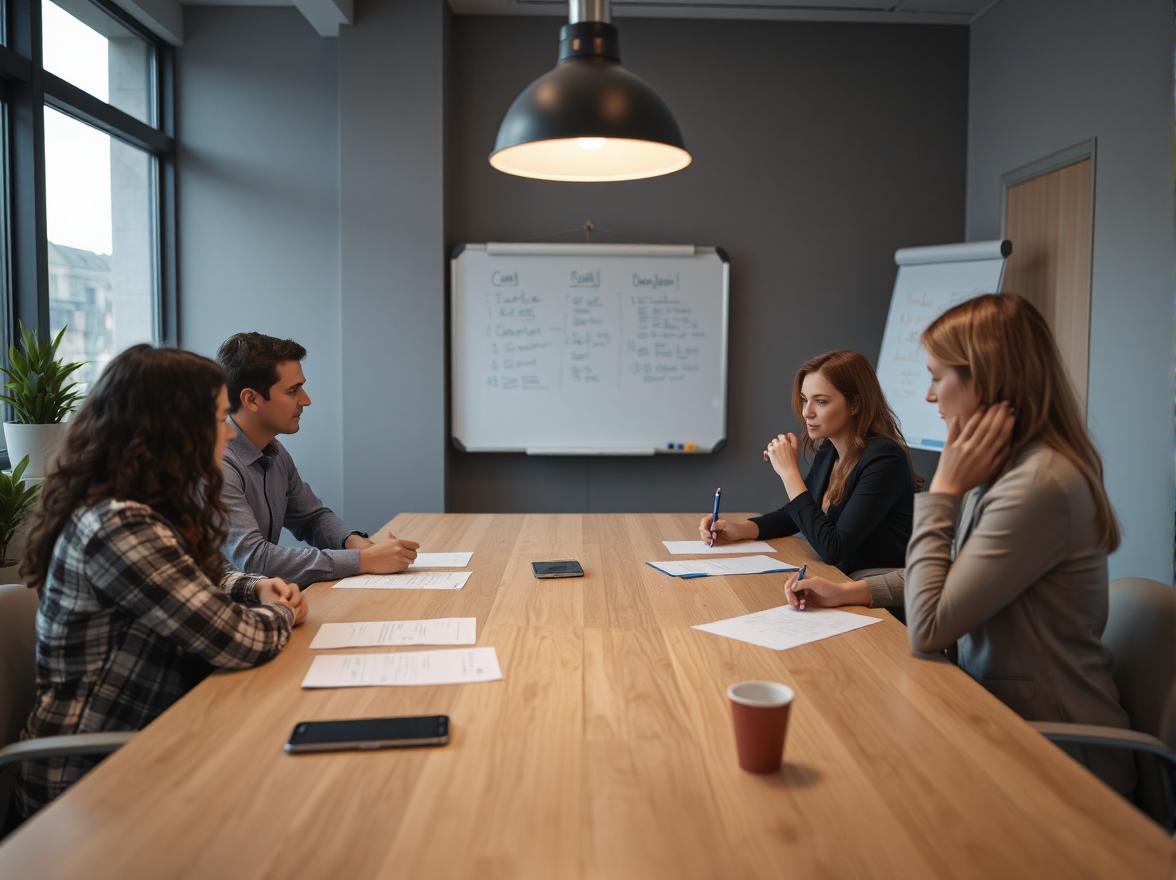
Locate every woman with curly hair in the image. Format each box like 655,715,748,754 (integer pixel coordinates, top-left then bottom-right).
14,345,307,820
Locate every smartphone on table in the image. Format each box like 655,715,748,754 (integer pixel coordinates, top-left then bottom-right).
531,560,585,579
285,715,449,753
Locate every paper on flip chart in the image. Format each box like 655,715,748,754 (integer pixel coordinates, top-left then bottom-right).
661,540,778,555
647,555,799,579
301,647,503,688
409,552,474,569
332,571,472,590
309,618,477,650
693,604,881,651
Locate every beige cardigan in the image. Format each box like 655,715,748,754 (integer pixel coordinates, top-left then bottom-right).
866,443,1134,794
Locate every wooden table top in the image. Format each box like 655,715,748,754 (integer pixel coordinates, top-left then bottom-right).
1,513,1172,878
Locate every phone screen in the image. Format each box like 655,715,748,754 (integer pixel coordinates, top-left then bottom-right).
531,560,585,578
287,716,448,749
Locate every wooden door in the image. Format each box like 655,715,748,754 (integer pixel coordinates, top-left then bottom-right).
1003,158,1094,407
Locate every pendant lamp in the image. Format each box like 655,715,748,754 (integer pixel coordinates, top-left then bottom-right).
489,0,691,183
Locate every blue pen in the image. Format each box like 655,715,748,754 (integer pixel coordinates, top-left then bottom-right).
708,487,722,546
794,564,809,610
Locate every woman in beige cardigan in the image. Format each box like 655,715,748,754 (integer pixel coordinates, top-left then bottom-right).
785,293,1133,795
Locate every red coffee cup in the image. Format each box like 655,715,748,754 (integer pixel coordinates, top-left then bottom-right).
727,681,795,773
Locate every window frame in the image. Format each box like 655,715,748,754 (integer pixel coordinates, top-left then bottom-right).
0,0,177,360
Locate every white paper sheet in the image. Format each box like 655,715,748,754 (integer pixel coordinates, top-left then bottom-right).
647,555,798,579
408,552,474,569
661,540,779,555
693,604,881,651
309,618,477,650
301,647,503,688
332,572,472,591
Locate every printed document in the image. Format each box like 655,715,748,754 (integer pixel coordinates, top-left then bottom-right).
309,618,477,650
302,647,503,688
661,540,778,555
409,552,474,569
647,555,798,579
694,605,881,650
333,571,472,590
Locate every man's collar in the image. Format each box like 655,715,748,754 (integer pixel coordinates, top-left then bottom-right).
227,416,278,466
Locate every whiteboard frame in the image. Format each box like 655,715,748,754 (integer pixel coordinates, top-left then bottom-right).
449,242,731,455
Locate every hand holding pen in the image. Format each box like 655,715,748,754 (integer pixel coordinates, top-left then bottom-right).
786,564,809,610
708,487,721,546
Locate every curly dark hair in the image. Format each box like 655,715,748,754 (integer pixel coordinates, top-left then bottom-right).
23,345,230,591
216,332,306,413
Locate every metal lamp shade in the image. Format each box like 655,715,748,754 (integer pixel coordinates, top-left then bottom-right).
490,25,690,182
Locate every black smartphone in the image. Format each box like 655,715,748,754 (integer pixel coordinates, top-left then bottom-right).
531,560,585,579
285,715,449,754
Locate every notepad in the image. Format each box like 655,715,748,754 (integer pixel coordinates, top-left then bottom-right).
301,647,503,688
661,540,778,555
332,572,472,590
309,618,477,650
646,555,798,579
409,552,474,569
694,604,881,651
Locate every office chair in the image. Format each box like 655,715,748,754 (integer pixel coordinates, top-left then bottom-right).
0,584,134,837
1031,577,1176,832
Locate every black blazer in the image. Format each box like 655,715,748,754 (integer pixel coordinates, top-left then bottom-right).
750,435,914,575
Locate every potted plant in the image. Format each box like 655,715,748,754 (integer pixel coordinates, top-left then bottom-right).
0,455,40,582
1,323,85,478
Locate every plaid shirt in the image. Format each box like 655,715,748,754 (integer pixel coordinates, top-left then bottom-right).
14,499,295,819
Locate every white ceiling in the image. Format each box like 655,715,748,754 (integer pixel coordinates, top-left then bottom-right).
446,0,999,25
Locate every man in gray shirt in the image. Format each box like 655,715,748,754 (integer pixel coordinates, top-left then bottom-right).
217,332,418,587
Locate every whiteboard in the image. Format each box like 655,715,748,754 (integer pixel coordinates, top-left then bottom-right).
875,240,1011,451
451,243,729,454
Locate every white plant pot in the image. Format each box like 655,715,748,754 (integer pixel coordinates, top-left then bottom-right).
4,421,69,478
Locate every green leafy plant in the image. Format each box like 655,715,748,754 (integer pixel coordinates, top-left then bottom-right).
0,323,85,424
0,455,40,566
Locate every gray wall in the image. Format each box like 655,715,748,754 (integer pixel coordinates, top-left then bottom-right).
447,16,968,514
337,0,448,531
176,7,344,519
967,0,1175,582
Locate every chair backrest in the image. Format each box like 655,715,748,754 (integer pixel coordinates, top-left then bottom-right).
0,583,38,836
1104,577,1176,744
1103,577,1175,825
0,584,38,748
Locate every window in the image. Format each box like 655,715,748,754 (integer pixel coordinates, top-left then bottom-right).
0,0,174,430
45,106,158,388
42,0,156,126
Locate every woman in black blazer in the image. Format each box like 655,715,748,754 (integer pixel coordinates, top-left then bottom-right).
700,350,919,576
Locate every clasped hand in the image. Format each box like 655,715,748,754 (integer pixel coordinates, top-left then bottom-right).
256,576,308,625
763,433,806,498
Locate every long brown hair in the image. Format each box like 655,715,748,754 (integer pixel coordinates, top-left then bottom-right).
922,293,1119,551
23,345,231,590
792,350,919,507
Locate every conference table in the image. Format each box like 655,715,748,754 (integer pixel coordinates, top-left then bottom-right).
0,513,1172,878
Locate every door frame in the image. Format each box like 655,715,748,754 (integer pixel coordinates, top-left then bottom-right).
1000,138,1098,234
999,138,1098,412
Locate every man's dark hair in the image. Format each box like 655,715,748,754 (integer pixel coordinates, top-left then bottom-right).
216,332,306,412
